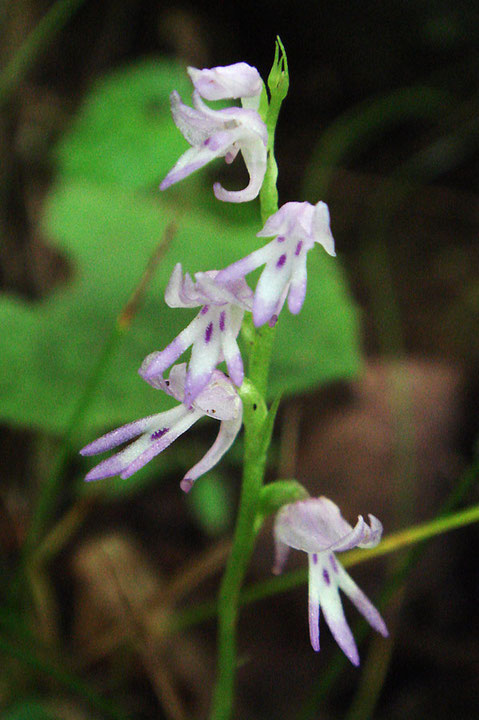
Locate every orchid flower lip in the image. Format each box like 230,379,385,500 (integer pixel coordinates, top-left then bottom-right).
273,496,388,663
139,264,251,405
216,200,336,326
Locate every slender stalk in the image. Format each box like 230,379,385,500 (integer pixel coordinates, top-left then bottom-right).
210,405,270,720
209,40,288,720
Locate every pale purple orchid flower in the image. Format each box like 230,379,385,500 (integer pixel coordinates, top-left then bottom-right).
216,201,336,327
273,497,388,665
80,364,242,493
139,263,252,407
159,62,267,202
187,62,263,109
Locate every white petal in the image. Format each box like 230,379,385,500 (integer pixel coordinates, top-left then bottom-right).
139,313,206,383
184,313,222,406
253,250,294,326
160,130,236,191
315,558,360,665
358,514,383,548
164,263,202,307
180,410,243,492
308,554,322,651
335,561,388,637
188,63,262,101
257,202,313,238
213,130,267,203
215,243,274,285
119,408,202,479
194,371,242,421
287,252,308,314
169,90,222,145
274,498,354,554
312,201,336,256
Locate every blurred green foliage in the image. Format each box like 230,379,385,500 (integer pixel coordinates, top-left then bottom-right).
0,59,360,439
1,701,57,720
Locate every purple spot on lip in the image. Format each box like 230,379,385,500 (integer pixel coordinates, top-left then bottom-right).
219,310,226,331
276,254,287,268
205,322,214,343
201,305,209,315
269,314,278,327
203,137,218,149
330,554,338,573
312,553,318,564
151,427,168,440
277,235,286,243
322,569,330,585
295,241,303,256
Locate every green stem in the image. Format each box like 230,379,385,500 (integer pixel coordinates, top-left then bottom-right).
210,408,270,720
209,40,288,720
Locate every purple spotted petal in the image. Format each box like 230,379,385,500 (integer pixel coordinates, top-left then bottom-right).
119,409,201,479
184,314,222,406
313,559,360,665
82,405,194,481
252,250,294,327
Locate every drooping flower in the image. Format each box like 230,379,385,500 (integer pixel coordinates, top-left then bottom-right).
80,364,242,492
160,62,267,203
139,263,252,407
216,201,336,327
273,497,388,665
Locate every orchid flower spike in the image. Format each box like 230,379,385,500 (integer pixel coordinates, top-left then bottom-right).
216,201,336,327
273,497,388,665
80,364,242,493
160,63,267,202
139,263,252,407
